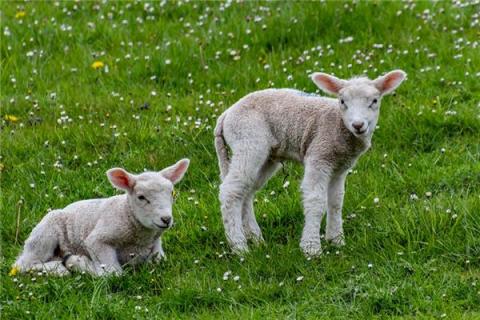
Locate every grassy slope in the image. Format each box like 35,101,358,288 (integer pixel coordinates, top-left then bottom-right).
1,1,479,318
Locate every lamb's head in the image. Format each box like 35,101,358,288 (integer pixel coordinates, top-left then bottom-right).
106,159,190,231
311,70,406,138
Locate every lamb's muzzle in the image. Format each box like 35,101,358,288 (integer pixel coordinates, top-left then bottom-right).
215,70,406,256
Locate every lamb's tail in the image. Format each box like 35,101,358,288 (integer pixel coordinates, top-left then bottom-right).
214,112,229,181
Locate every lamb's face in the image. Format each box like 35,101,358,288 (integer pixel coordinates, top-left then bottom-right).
107,159,190,231
338,81,381,137
128,174,175,231
311,70,407,138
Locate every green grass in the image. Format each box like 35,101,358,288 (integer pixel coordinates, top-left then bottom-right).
1,1,480,318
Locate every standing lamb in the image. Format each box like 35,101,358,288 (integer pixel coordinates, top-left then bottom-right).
215,70,406,256
12,159,189,276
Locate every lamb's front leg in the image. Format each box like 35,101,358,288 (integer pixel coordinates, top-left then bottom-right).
326,172,347,247
64,254,98,275
85,236,123,276
149,238,166,262
300,162,332,257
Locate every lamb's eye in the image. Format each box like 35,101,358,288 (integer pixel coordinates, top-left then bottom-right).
369,98,378,109
340,99,345,105
138,195,147,201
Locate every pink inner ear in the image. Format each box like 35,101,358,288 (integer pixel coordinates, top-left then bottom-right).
169,162,188,182
163,159,189,184
111,171,131,189
378,71,405,93
314,74,342,93
382,74,400,91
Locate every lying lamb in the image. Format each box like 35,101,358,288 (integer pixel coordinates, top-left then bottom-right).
215,70,406,256
12,159,189,276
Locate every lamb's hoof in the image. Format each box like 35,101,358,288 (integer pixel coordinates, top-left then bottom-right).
63,255,82,270
152,252,166,263
231,242,249,255
326,235,345,247
98,266,122,277
56,268,71,277
300,240,322,257
248,234,265,246
64,255,74,266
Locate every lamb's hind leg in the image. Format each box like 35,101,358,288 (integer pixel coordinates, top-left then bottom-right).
14,218,63,274
27,261,70,276
219,141,271,254
242,160,281,244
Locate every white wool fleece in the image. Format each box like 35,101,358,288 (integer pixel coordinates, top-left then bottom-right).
13,159,190,276
214,70,406,256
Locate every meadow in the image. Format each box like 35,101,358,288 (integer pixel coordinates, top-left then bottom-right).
1,1,480,318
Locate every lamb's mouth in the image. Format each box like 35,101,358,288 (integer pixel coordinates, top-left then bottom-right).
353,127,368,136
153,222,170,229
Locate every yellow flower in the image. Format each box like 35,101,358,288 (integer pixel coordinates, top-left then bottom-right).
4,114,19,122
9,265,20,276
91,61,105,69
15,11,26,19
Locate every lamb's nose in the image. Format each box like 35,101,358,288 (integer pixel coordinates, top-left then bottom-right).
161,216,172,225
352,121,365,131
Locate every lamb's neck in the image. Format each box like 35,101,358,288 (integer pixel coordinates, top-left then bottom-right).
357,132,372,150
124,205,162,245
122,195,154,235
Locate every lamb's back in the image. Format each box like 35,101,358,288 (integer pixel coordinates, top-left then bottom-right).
224,89,341,160
232,88,337,113
47,195,127,253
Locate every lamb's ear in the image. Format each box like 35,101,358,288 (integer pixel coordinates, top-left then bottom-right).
160,158,190,184
311,72,347,95
107,168,135,192
373,70,407,95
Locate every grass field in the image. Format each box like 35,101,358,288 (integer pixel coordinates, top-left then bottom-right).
1,1,480,318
